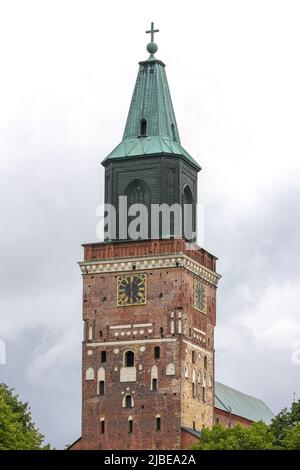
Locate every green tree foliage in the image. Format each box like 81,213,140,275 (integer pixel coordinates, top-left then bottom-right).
192,422,275,450
270,399,300,446
192,400,300,450
0,383,49,450
281,425,300,450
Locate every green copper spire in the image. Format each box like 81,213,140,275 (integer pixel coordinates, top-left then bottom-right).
102,24,200,170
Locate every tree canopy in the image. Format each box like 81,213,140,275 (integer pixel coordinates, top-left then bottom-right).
192,399,300,450
0,383,49,450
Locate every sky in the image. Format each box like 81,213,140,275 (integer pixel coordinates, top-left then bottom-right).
0,0,300,449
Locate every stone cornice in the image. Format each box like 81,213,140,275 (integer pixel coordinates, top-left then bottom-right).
79,252,221,287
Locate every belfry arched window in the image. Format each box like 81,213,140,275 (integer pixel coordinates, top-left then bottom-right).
182,184,193,207
125,179,151,207
139,119,147,137
124,178,151,240
182,184,194,241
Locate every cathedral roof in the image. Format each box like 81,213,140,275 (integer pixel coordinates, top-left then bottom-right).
215,382,274,424
102,32,201,170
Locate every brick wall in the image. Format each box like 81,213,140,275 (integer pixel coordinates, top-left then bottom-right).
76,239,219,450
214,408,253,427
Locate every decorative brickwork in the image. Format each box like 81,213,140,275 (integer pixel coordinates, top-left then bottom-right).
76,239,219,450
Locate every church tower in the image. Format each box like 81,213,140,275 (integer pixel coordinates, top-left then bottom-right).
76,24,220,450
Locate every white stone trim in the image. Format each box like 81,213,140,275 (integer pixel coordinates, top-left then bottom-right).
88,338,177,347
110,324,131,330
183,339,212,356
79,253,221,287
193,327,206,335
132,323,152,328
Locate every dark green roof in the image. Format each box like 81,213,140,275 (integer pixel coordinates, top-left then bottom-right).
123,58,179,142
102,56,200,170
215,382,274,424
181,426,202,439
105,136,200,169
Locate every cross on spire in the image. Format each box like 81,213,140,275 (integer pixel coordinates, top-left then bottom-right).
146,22,159,42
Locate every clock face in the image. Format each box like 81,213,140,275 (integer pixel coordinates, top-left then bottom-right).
117,274,147,306
194,280,207,313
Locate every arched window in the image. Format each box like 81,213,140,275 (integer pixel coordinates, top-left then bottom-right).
125,179,151,207
182,184,194,241
171,123,176,142
97,367,105,395
151,365,158,391
124,350,135,367
192,351,195,364
166,363,175,376
139,119,147,137
124,179,151,240
125,395,133,408
204,355,207,369
122,394,134,408
85,367,94,380
100,418,105,434
154,346,160,359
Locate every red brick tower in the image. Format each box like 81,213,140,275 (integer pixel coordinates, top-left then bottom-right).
71,25,220,450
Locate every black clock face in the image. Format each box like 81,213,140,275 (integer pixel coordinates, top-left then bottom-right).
117,274,147,306
194,280,206,313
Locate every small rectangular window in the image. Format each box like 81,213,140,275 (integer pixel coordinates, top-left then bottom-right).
101,351,106,363
100,420,105,434
128,420,133,434
152,378,158,391
99,381,105,396
156,417,161,432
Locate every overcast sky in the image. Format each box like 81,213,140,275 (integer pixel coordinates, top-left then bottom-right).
1,0,300,449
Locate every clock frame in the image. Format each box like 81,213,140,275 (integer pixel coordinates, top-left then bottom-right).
117,273,147,306
194,279,207,313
